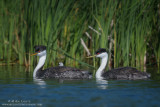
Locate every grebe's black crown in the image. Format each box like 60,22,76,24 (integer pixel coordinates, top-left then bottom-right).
34,45,46,52
95,48,107,55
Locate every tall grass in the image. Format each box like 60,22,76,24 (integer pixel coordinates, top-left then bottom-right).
0,0,159,72
114,0,154,71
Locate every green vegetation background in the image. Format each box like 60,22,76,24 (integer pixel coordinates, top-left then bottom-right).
0,0,159,71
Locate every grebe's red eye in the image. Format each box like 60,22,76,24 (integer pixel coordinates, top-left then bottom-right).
97,53,100,55
38,51,40,53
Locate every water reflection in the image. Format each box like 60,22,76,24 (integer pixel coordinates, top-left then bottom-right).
33,78,46,88
96,79,108,89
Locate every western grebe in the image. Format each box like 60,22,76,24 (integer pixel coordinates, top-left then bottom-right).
31,45,91,79
87,48,151,80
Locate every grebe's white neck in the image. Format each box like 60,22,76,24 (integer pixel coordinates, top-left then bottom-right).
33,50,46,78
96,52,108,79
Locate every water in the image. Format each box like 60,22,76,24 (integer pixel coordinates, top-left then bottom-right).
0,66,160,107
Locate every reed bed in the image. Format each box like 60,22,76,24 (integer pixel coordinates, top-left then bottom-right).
0,0,159,72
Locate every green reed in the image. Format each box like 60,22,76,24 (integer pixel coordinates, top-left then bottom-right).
0,0,159,72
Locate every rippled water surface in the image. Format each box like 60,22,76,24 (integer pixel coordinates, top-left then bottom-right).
0,66,160,107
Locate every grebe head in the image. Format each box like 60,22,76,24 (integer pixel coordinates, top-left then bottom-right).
95,48,108,79
31,45,47,78
86,48,108,58
31,45,47,57
86,48,108,79
95,48,108,58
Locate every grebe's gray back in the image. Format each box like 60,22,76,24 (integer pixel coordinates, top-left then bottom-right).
87,48,150,80
31,45,91,79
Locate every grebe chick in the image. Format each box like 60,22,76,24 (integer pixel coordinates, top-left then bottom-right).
58,62,64,66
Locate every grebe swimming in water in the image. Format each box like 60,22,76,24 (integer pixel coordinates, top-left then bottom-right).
87,48,150,80
31,45,91,79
